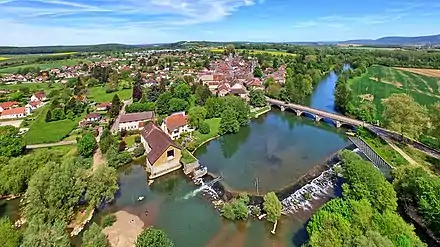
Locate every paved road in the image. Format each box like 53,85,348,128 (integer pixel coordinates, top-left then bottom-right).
110,99,132,133
26,140,77,149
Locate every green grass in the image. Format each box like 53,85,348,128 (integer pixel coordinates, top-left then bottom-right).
250,106,271,118
0,58,86,74
0,82,62,92
210,48,296,56
181,149,198,164
193,118,221,146
24,106,83,145
35,144,78,157
349,65,440,115
87,87,132,102
399,144,440,175
124,135,137,147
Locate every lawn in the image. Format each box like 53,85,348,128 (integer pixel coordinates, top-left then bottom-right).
124,135,137,147
193,118,221,147
37,144,78,157
349,65,440,115
87,87,132,102
24,106,84,145
0,58,86,74
181,149,198,164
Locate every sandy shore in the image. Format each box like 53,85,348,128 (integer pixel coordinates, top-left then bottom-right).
103,211,144,247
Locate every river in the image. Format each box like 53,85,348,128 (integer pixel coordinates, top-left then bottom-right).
1,69,349,247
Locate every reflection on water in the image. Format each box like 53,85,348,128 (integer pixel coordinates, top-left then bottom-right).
194,110,349,193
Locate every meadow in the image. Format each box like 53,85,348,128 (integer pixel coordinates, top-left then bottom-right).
24,106,84,145
0,82,62,92
0,58,86,74
349,65,440,114
87,87,132,102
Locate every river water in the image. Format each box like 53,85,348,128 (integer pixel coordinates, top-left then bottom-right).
1,70,349,247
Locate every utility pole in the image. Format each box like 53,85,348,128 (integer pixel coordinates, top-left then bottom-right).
255,177,259,195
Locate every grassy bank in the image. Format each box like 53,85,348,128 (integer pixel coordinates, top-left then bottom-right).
193,118,221,147
0,58,87,74
24,106,83,144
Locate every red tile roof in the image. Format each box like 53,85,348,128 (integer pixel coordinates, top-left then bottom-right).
97,102,112,108
33,91,46,100
28,100,41,107
0,101,19,110
164,113,188,132
142,122,180,165
1,107,25,116
85,112,101,119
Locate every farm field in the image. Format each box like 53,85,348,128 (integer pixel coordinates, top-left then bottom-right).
0,57,8,61
0,82,62,92
24,106,84,145
349,65,440,114
0,58,86,74
87,87,132,102
211,48,296,56
394,67,440,78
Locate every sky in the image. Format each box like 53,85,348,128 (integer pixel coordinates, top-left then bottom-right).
1,0,440,46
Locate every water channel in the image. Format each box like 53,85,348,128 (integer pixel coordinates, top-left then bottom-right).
1,69,352,247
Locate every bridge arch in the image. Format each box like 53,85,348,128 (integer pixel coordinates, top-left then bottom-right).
339,122,357,130
299,111,318,121
319,117,338,127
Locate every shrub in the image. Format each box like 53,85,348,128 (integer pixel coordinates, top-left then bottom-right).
198,121,210,134
185,141,197,152
134,135,141,143
102,213,116,228
133,146,145,157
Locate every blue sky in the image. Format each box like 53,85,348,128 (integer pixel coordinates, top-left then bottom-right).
1,0,440,46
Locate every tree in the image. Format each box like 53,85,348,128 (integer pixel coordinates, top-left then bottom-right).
77,132,97,158
155,92,172,115
135,227,174,247
382,93,428,139
195,84,212,106
125,102,155,113
45,109,52,122
430,102,440,145
219,108,239,135
334,82,353,112
86,166,119,208
188,106,207,128
82,223,110,247
21,217,71,247
225,44,235,55
172,83,191,100
249,89,266,107
99,128,114,154
199,121,210,134
253,66,263,78
132,82,143,102
224,96,250,127
145,85,161,102
23,160,87,222
221,202,236,220
205,97,225,118
109,94,122,118
0,217,21,247
0,126,25,158
263,192,282,223
168,98,188,113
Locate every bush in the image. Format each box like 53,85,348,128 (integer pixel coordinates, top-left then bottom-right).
102,213,116,228
134,135,141,143
185,141,197,152
133,146,145,157
198,121,210,134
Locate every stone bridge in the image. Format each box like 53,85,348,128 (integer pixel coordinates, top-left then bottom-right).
267,98,364,129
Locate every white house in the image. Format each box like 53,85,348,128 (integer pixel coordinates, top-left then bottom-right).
25,100,44,113
161,112,194,140
0,107,27,119
118,111,155,132
30,91,47,102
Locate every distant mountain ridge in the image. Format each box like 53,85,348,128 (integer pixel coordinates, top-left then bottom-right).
341,34,440,45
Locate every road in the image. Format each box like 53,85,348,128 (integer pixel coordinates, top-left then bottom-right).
111,99,132,133
26,140,77,149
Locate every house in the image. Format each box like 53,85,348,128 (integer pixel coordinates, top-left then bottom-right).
217,83,230,97
229,83,248,99
0,107,27,119
161,112,194,140
25,100,44,113
96,102,112,111
141,122,182,179
246,78,264,90
31,91,47,102
84,113,102,122
118,111,155,132
0,101,19,112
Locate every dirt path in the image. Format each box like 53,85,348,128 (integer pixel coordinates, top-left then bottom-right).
92,148,106,171
384,138,417,166
103,211,144,247
26,140,77,149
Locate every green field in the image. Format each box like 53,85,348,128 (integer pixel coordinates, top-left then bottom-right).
0,57,8,61
87,87,132,102
349,65,440,114
211,48,296,56
24,106,83,145
0,82,62,92
0,58,86,74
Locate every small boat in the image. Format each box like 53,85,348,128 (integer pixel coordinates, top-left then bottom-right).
345,131,356,137
138,196,145,201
